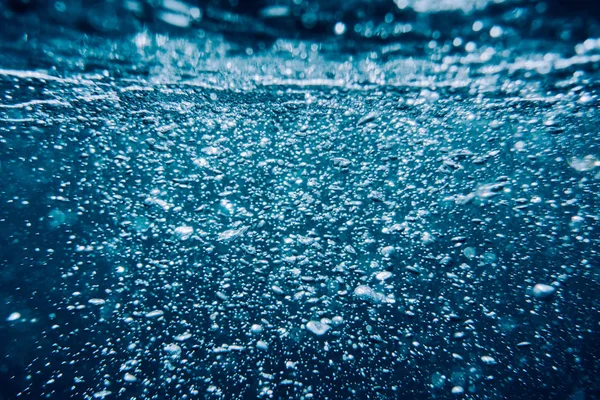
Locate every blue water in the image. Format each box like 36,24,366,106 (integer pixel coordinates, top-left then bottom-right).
0,1,599,399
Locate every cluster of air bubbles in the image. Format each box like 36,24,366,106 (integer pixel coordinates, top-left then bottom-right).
0,0,599,399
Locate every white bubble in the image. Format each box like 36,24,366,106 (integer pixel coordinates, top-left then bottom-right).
164,343,182,358
451,386,464,395
256,340,269,351
145,310,164,318
481,355,497,365
490,26,503,38
306,320,330,336
6,312,21,321
532,284,556,299
376,271,392,281
250,324,263,334
334,22,346,35
174,332,192,341
174,225,193,240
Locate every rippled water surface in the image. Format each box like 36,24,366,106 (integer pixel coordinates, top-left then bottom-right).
1,1,599,399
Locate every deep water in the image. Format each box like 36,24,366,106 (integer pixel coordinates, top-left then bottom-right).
0,1,599,399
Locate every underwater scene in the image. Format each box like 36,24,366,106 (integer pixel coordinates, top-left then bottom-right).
0,0,599,399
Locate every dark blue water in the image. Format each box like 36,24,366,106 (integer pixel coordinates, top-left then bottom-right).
1,1,599,399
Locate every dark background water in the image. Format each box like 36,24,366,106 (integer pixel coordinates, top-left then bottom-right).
0,1,599,399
